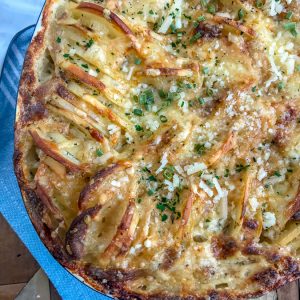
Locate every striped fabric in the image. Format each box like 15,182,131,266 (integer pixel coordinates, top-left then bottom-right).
0,0,44,68
0,27,109,300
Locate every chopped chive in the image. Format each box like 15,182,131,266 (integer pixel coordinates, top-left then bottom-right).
56,36,61,43
147,189,155,196
202,67,209,74
198,97,205,105
190,32,202,44
283,22,298,36
255,0,263,7
81,64,89,69
198,15,206,22
96,149,103,157
148,175,157,182
156,203,166,212
235,164,250,172
274,171,281,177
163,168,174,180
277,81,284,91
161,214,168,222
238,9,245,20
133,108,143,116
207,4,216,14
200,0,208,7
194,143,206,155
286,11,293,20
135,124,143,131
134,57,142,65
85,39,94,48
139,89,154,111
160,115,168,123
206,88,214,97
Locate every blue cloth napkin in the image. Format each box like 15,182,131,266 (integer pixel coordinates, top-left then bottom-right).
0,26,111,300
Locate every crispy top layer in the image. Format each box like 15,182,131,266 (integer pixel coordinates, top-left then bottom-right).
15,0,300,299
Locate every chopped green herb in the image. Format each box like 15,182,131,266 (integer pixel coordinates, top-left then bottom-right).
200,0,208,7
137,198,142,203
156,203,166,212
158,89,166,98
206,88,214,97
160,115,168,123
235,164,250,172
207,4,216,14
274,171,281,177
85,39,94,48
224,169,230,177
194,143,206,155
134,57,142,65
63,53,70,58
133,108,143,116
139,89,154,111
277,81,284,91
252,86,257,92
238,9,245,20
170,23,177,33
147,189,155,196
190,32,202,44
198,97,205,105
148,175,157,182
96,149,103,157
142,167,151,173
198,15,206,22
206,180,214,188
135,124,143,131
163,166,175,180
161,214,168,222
81,64,89,69
202,67,209,74
283,22,298,36
255,0,263,7
286,11,293,20
56,36,61,43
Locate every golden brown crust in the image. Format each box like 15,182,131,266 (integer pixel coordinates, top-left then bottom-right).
14,0,300,299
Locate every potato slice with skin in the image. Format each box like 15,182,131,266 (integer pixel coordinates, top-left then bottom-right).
77,2,197,72
30,130,86,172
212,16,256,37
35,163,64,221
77,2,135,37
65,205,102,259
102,200,138,259
78,162,132,210
207,132,236,166
61,62,106,91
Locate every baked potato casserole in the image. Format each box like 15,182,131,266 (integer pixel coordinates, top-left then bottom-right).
14,0,300,298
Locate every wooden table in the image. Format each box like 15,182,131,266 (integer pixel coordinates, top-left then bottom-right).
0,213,299,300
